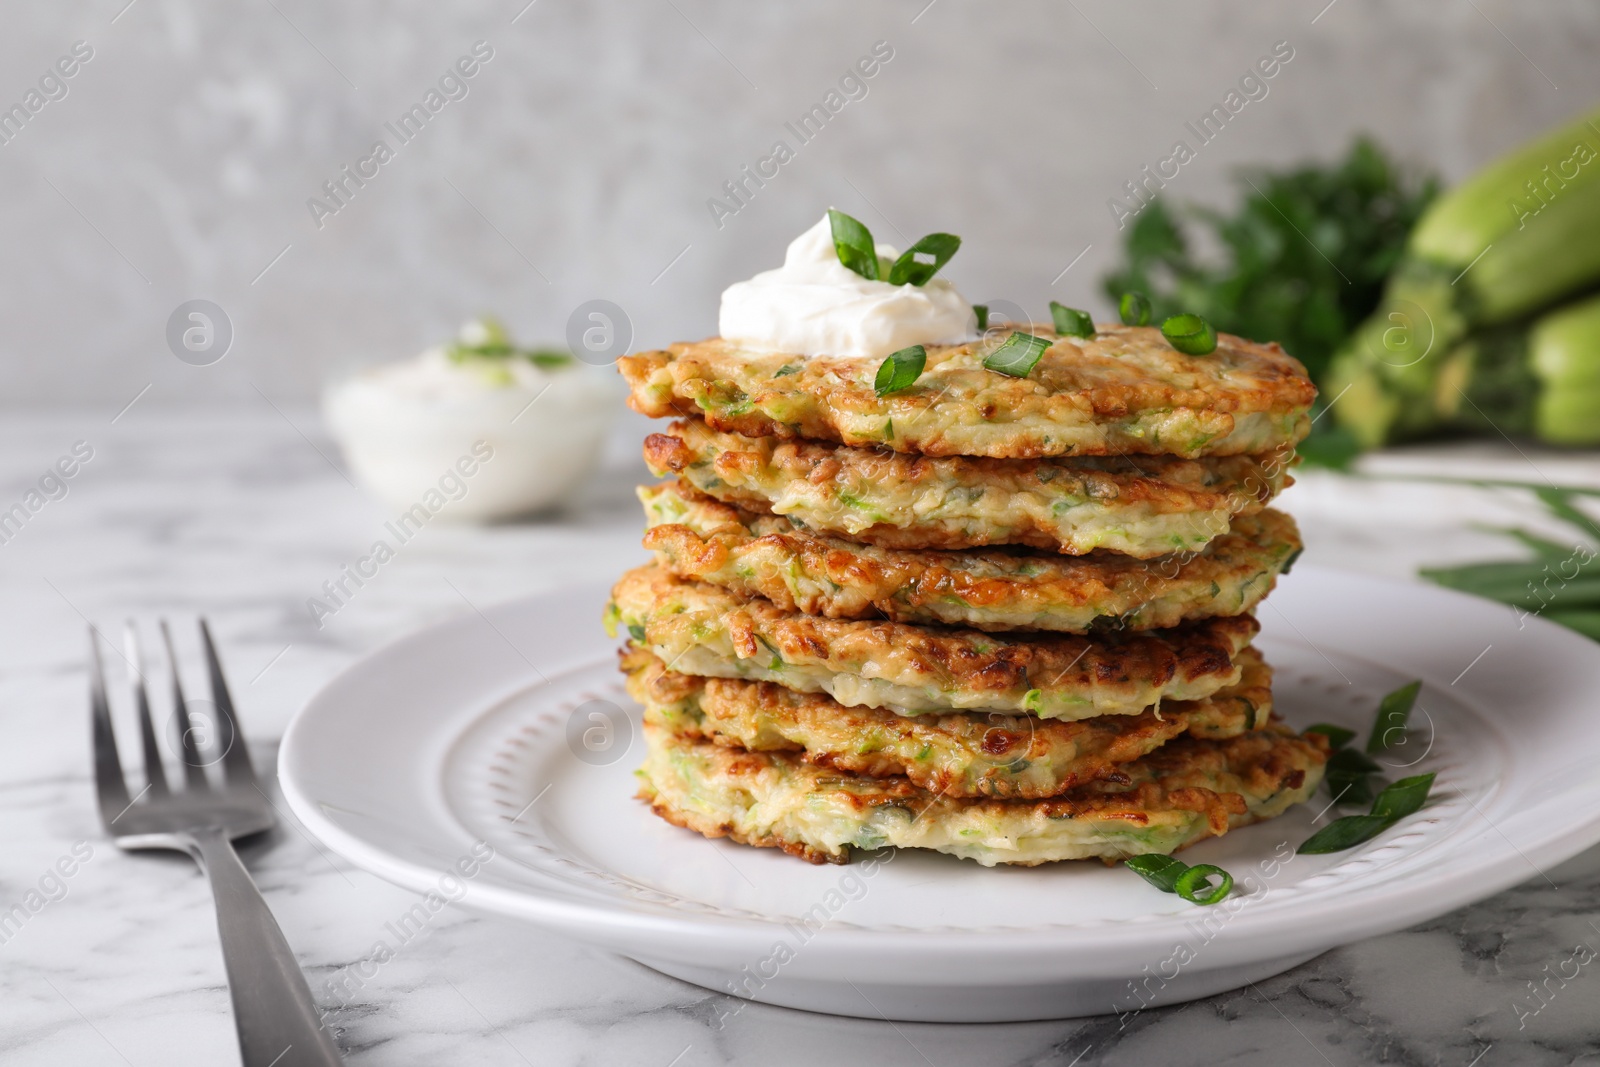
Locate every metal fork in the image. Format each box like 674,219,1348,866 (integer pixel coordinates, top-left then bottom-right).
90,619,343,1067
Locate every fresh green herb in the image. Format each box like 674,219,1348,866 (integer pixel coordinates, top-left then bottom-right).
446,317,575,368
1049,302,1095,338
1124,854,1186,893
972,304,989,332
889,233,961,286
1308,682,1423,807
626,623,646,642
1126,853,1233,905
1119,291,1152,326
1305,723,1356,749
983,332,1051,378
1161,313,1218,355
1367,680,1421,753
1298,773,1437,854
1280,546,1305,575
828,208,879,281
1325,747,1381,806
1370,773,1434,820
874,345,927,397
1298,814,1394,854
1100,137,1439,387
1420,485,1600,645
773,364,802,378
1174,864,1233,905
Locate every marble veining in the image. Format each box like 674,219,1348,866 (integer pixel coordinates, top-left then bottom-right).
1,409,1598,1066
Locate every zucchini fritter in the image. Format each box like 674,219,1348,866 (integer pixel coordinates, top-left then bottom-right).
644,418,1292,558
637,721,1328,866
618,324,1315,461
639,481,1301,632
606,564,1258,719
624,645,1274,799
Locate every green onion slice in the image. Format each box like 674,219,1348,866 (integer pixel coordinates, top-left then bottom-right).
1366,680,1422,754
1161,313,1218,355
1124,854,1186,893
1126,854,1234,906
1328,747,1381,775
1305,724,1356,749
1325,771,1376,807
1119,291,1152,326
1297,814,1395,854
1370,772,1436,821
828,209,879,281
1174,864,1233,905
1324,747,1381,805
889,233,961,286
1298,771,1437,854
1049,301,1095,338
972,304,990,332
983,332,1051,378
626,623,646,642
874,345,927,397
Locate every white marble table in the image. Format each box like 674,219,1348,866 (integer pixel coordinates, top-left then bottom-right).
3,408,1598,1066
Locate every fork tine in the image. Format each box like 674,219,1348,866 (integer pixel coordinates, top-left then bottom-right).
199,618,257,787
160,619,210,789
89,627,133,827
124,622,169,796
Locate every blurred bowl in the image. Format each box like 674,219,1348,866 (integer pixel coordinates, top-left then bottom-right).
323,346,620,521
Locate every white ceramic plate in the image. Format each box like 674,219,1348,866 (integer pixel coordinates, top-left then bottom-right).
279,566,1600,1022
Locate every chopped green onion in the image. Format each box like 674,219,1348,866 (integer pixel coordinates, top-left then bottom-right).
1161,313,1218,355
874,345,927,396
773,363,801,378
1324,746,1382,805
1280,546,1305,574
1119,291,1152,326
1305,723,1356,749
1126,853,1233,905
1124,854,1186,893
828,209,879,281
1329,747,1381,774
1366,680,1421,754
1370,772,1436,820
1049,301,1095,338
446,318,574,369
627,623,646,642
889,233,961,286
983,332,1051,378
1297,814,1395,854
1298,772,1437,854
972,304,990,332
1175,864,1233,905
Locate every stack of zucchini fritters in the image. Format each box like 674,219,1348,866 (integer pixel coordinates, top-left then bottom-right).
608,323,1330,866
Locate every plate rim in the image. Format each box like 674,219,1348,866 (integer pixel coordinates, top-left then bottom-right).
279,565,1600,967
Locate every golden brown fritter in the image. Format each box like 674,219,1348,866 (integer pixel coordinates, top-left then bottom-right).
605,564,1259,720
618,324,1315,460
623,645,1274,799
644,418,1294,558
638,481,1301,632
637,720,1328,866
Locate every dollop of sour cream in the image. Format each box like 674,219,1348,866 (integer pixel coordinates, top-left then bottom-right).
718,214,974,359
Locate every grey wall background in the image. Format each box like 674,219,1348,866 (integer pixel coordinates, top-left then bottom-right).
1,0,1597,407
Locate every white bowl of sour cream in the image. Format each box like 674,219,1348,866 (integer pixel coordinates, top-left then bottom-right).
323,324,618,521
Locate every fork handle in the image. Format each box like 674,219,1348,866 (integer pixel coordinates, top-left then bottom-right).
189,829,344,1066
